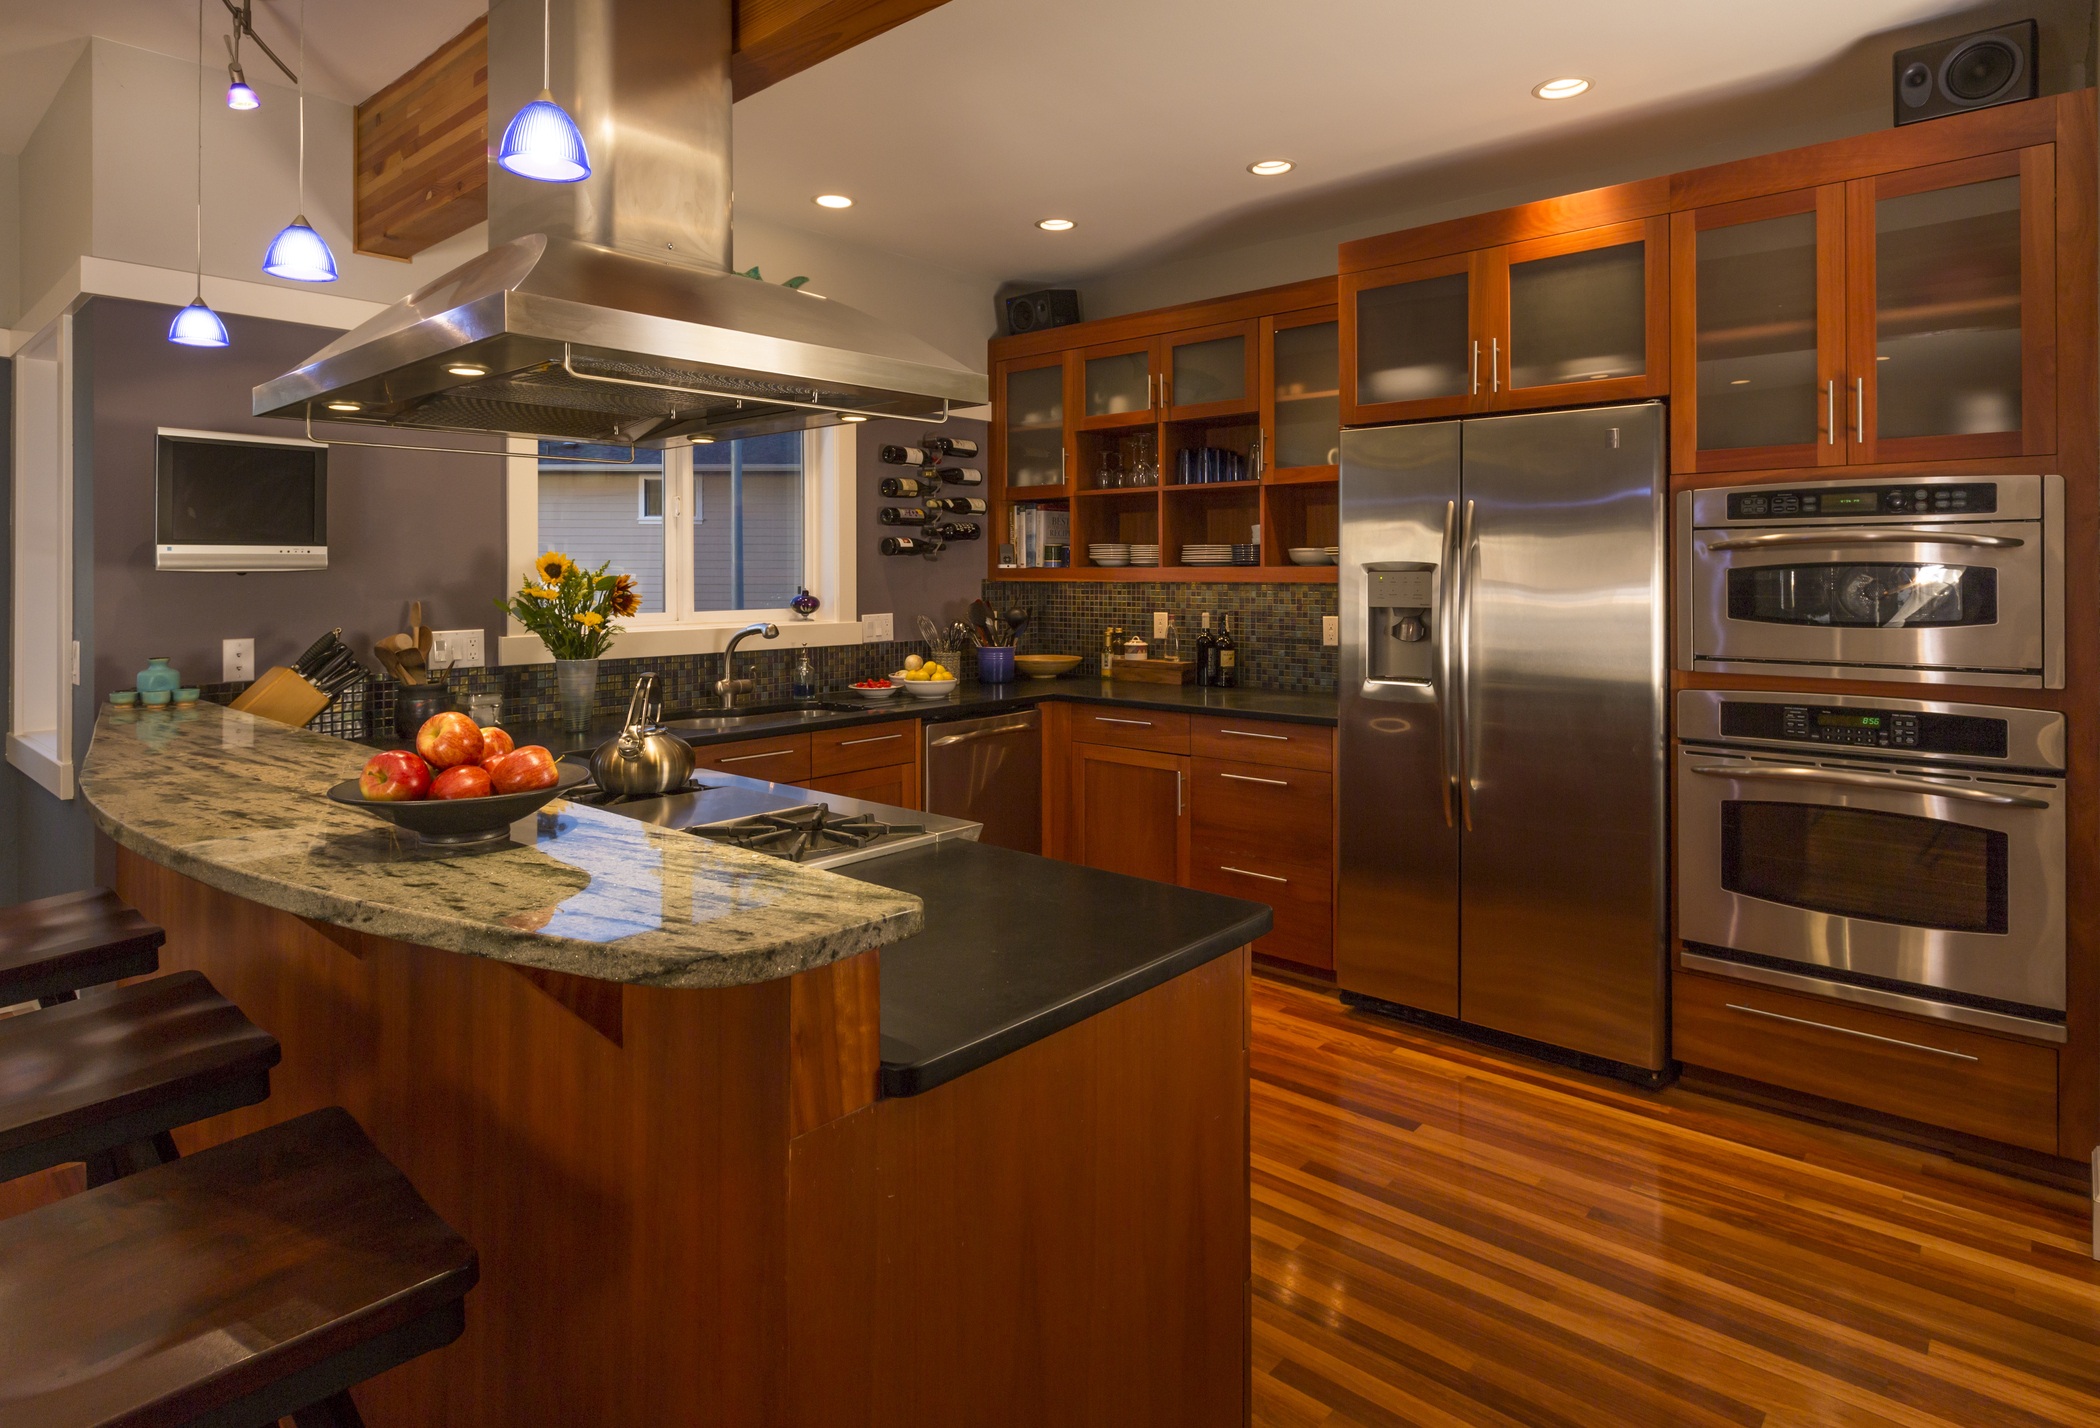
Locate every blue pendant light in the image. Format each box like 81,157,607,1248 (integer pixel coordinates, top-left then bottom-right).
263,0,337,282
172,1,228,348
498,0,590,183
226,73,258,109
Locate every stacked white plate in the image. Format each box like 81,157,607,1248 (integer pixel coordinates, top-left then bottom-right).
1181,544,1235,566
1325,546,1340,562
1087,543,1131,567
1128,544,1160,567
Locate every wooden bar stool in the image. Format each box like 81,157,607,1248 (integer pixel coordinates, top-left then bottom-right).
0,887,164,1008
0,1106,478,1428
0,970,279,1186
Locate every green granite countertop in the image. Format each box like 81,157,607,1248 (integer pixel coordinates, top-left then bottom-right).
79,703,922,989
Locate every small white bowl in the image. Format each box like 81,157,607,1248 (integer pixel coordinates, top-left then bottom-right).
1287,547,1329,566
847,683,902,700
902,677,959,698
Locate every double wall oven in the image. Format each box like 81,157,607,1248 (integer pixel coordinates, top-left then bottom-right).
1676,690,2067,1042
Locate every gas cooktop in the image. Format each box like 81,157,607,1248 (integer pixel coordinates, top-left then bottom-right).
685,805,929,865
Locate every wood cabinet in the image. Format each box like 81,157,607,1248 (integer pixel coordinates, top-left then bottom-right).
688,731,814,784
1672,146,2057,472
1186,757,1334,971
1068,742,1190,886
688,721,920,806
1342,217,1669,427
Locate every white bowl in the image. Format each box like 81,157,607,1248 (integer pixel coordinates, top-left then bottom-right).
1287,547,1330,565
847,682,902,700
901,677,959,698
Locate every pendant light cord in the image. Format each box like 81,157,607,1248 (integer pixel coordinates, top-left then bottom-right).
295,0,306,214
194,0,205,300
543,0,552,91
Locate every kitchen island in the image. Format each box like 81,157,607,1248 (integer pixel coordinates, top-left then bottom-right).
79,703,1264,1428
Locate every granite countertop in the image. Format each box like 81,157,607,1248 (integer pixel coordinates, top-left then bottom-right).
841,840,1271,1096
80,703,922,989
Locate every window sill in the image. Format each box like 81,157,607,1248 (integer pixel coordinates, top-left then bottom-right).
496,619,877,666
7,730,74,800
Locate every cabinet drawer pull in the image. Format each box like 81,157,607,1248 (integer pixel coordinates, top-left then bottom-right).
1176,769,1184,816
1722,1003,1977,1062
1220,865,1287,884
838,733,901,747
1218,729,1288,741
717,749,794,764
1094,716,1154,727
1220,772,1289,787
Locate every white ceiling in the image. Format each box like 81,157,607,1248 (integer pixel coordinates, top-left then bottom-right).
0,0,483,153
730,0,2062,285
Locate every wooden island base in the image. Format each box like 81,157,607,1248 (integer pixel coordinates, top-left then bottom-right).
114,849,1251,1428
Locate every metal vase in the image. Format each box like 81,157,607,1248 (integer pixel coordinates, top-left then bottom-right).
554,657,599,731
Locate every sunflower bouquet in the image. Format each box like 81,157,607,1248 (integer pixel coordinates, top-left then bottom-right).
498,551,641,660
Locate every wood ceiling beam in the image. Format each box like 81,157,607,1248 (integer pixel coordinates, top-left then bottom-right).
352,1,952,261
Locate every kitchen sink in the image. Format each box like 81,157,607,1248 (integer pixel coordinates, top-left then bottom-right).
665,702,862,732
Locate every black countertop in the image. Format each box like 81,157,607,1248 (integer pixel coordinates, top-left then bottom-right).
838,839,1272,1097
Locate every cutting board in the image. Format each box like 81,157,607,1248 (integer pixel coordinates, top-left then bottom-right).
1110,657,1194,685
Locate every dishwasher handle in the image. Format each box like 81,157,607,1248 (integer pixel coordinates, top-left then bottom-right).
929,720,1039,749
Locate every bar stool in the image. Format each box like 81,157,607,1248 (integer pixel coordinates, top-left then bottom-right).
0,970,279,1186
0,887,164,1008
0,1106,478,1428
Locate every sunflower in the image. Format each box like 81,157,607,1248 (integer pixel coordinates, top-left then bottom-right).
534,551,575,584
519,585,557,601
609,573,641,618
572,611,605,628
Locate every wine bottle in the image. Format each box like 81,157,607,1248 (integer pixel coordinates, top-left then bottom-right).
935,466,984,487
926,520,981,541
880,535,933,556
880,444,930,466
922,436,980,459
1194,613,1216,686
878,506,930,526
926,496,987,514
1214,614,1238,688
879,475,936,499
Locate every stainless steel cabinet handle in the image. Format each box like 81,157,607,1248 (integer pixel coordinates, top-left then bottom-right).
1176,769,1184,816
717,749,793,764
1490,338,1500,394
1471,340,1480,396
1688,762,2052,808
1060,447,1067,483
1094,716,1154,727
1456,497,1478,831
838,733,901,747
1854,376,1865,444
1825,378,1836,445
1218,729,1288,741
929,722,1035,748
1219,865,1288,884
1724,1003,1978,1061
1707,530,2023,551
1220,772,1289,786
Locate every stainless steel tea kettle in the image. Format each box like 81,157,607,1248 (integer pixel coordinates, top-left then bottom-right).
589,673,694,798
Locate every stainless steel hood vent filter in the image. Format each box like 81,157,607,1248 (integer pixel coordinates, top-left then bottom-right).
254,0,984,446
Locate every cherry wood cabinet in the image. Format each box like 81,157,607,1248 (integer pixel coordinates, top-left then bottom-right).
1186,757,1335,971
807,761,918,810
688,731,814,784
690,722,920,805
1068,742,1190,886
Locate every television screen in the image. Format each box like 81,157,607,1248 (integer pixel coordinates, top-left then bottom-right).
155,431,327,570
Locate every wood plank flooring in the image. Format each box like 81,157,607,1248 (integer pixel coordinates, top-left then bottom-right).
1250,974,2100,1428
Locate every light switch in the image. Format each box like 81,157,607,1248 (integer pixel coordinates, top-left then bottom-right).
864,613,894,642
430,630,486,668
1153,610,1169,639
1322,616,1338,647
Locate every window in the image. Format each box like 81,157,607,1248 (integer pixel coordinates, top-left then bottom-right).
638,475,664,523
536,443,668,613
693,432,803,611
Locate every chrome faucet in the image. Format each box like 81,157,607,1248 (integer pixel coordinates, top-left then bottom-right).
714,622,780,708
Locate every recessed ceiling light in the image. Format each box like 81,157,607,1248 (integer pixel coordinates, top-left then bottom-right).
446,363,488,378
1532,77,1590,100
325,400,361,412
813,194,853,209
839,414,869,423
1037,218,1075,232
1729,378,1750,385
1247,159,1294,176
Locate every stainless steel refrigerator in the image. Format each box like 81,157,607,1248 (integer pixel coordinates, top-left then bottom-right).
1336,403,1669,1079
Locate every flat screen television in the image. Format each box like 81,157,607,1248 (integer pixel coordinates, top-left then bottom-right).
155,428,328,571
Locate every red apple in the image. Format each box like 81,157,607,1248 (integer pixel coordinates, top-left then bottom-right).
359,749,432,802
477,726,516,768
489,745,560,794
430,764,493,800
416,711,484,769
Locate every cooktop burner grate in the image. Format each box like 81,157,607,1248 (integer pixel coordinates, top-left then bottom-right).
686,804,928,863
560,767,709,807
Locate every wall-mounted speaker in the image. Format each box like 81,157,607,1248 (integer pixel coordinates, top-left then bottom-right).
1004,289,1081,336
1893,20,2037,126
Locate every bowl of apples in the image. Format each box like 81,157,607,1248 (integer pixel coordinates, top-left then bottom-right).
327,712,590,850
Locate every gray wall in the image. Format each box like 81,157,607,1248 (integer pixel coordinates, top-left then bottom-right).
853,416,991,640
87,299,510,701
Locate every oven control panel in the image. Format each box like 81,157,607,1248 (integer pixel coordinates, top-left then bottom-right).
1720,701,2009,759
1724,483,1998,520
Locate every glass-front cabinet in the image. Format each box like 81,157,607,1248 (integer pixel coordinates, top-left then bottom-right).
998,355,1069,492
1077,337,1161,429
1164,322,1257,421
1342,252,1481,425
1264,310,1340,477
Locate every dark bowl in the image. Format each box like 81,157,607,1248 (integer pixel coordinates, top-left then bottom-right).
325,762,593,850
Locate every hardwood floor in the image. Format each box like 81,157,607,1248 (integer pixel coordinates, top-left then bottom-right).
1250,974,2100,1428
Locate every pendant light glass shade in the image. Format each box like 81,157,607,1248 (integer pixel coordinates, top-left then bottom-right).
262,215,338,282
169,299,230,347
498,91,591,183
226,61,258,109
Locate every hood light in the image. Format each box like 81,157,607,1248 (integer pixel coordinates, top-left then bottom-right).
326,400,362,412
813,194,853,209
169,300,230,348
447,363,490,378
1036,218,1075,232
1532,77,1591,100
839,414,868,422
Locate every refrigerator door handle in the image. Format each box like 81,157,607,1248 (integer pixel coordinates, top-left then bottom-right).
1434,499,1460,826
1456,497,1478,832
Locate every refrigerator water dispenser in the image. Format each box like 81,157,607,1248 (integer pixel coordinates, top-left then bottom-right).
1365,564,1437,682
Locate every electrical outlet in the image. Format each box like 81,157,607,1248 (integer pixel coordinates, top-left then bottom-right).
1153,610,1169,639
430,629,486,668
223,637,255,683
1322,615,1339,647
864,612,894,642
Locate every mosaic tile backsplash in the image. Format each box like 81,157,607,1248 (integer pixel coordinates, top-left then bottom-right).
203,579,1336,739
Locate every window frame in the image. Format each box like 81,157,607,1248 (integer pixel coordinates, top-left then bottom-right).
637,473,664,524
501,426,861,663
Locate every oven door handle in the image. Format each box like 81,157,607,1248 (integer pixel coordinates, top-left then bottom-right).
1687,762,2052,808
1705,529,2024,551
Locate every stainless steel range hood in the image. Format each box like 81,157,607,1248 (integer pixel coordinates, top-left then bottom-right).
254,0,985,447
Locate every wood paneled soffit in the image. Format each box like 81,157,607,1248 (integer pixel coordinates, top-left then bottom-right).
352,1,952,260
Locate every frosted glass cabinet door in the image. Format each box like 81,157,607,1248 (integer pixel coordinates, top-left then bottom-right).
1081,343,1156,423
1505,241,1648,390
1166,332,1250,414
1693,210,1825,455
1004,361,1066,489
1873,174,2024,443
1349,259,1474,417
1271,319,1340,472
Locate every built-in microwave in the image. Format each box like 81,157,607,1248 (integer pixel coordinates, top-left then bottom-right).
1675,689,2066,1042
1676,473,2062,688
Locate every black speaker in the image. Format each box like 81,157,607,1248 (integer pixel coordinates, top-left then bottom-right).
1004,288,1081,336
1893,20,2037,126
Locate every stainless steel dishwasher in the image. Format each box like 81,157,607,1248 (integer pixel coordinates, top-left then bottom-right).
923,708,1041,853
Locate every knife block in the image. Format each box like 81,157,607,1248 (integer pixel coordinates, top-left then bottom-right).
228,666,331,728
